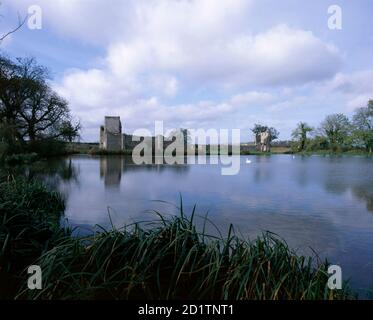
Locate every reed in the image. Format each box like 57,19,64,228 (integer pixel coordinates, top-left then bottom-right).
19,205,353,300
0,177,66,298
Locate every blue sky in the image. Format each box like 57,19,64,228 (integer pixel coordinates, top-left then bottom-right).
1,0,373,142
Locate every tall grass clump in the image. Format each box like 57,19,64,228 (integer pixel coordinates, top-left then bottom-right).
19,206,353,300
0,177,66,298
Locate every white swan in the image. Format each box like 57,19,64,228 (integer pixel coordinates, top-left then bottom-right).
246,159,252,164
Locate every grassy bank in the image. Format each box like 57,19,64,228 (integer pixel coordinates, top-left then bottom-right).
294,149,373,156
72,145,373,157
6,142,372,161
0,178,354,300
89,148,133,156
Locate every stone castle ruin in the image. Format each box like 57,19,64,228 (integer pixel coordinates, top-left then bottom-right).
99,116,185,153
100,116,125,151
255,130,271,152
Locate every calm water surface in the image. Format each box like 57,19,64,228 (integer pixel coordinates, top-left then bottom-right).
29,154,373,295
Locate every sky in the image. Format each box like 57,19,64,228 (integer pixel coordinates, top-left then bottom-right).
1,0,373,142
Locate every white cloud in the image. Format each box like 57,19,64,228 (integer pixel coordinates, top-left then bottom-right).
7,0,346,140
106,23,341,86
8,0,251,45
53,17,341,140
321,70,373,110
55,73,275,140
9,0,341,86
230,91,274,107
267,96,308,113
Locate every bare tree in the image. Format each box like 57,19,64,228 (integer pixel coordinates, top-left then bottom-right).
0,55,80,144
0,2,27,43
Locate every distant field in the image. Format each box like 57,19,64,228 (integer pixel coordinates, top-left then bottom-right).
271,146,292,153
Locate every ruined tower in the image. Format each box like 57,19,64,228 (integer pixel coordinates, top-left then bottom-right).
99,116,125,151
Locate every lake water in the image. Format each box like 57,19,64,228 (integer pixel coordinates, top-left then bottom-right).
26,154,373,296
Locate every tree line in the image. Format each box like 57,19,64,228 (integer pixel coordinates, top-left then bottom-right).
291,101,373,153
0,55,80,160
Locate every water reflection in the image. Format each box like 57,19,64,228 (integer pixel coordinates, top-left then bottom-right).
7,154,373,294
5,157,79,189
353,186,373,212
319,157,373,212
253,159,273,183
100,157,122,188
7,155,373,217
99,156,191,188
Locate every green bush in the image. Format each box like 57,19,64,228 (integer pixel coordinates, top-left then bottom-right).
4,153,39,165
305,136,329,152
0,122,23,161
26,139,67,158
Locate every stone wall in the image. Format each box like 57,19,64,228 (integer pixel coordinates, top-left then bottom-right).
106,132,122,151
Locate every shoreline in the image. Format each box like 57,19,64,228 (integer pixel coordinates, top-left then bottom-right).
2,146,372,167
